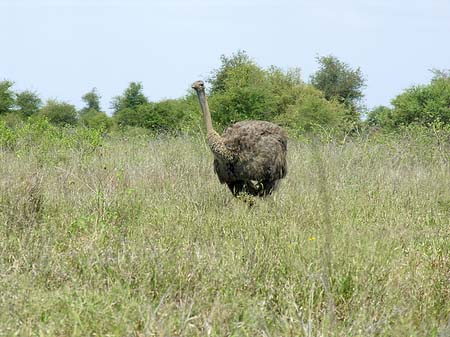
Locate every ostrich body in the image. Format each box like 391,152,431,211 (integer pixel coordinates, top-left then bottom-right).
192,80,287,197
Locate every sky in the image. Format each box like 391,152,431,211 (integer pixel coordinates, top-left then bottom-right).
1,0,449,114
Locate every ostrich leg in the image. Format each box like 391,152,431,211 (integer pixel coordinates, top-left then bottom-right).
226,181,246,196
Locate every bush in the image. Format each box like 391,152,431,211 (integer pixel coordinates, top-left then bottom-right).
0,119,18,149
39,100,78,126
275,85,348,133
0,116,106,161
0,112,24,128
143,98,200,133
15,90,42,117
209,63,276,127
391,78,450,126
114,97,201,134
0,80,15,115
366,105,395,129
114,106,147,128
79,109,113,130
205,51,350,133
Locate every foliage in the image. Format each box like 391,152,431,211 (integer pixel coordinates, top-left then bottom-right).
4,53,450,136
390,77,450,126
111,82,148,114
114,97,201,133
0,119,18,149
265,66,303,116
15,90,42,117
114,107,147,128
310,55,366,121
0,117,105,158
0,112,24,128
114,55,345,133
275,85,348,133
365,105,395,129
79,109,112,130
206,52,349,132
81,88,102,113
430,68,450,81
0,80,15,115
365,70,450,130
208,50,255,94
142,98,200,133
78,88,112,130
209,60,277,126
38,99,78,126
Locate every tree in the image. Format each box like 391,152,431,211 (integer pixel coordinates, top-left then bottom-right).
266,66,304,116
78,88,111,129
39,99,77,126
430,68,450,82
111,82,148,114
366,70,450,129
365,105,395,129
204,51,350,132
275,85,347,132
208,50,255,94
0,80,15,115
15,90,42,117
390,77,450,126
81,88,101,113
310,55,366,121
207,52,277,126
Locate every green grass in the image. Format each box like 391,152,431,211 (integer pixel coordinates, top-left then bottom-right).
0,129,449,336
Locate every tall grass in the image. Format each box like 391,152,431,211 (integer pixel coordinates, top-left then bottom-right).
0,123,449,336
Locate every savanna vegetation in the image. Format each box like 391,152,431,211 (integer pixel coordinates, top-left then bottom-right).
0,52,449,336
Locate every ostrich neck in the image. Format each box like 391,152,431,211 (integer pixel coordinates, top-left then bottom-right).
197,90,214,134
196,90,235,161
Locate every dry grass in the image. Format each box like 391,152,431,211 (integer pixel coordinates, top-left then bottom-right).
0,129,449,336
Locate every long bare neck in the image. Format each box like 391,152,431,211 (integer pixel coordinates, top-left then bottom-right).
196,90,215,134
195,89,234,161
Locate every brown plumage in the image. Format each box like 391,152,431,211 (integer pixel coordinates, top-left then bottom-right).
192,80,287,197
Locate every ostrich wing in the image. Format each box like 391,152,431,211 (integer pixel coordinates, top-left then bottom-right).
214,121,287,184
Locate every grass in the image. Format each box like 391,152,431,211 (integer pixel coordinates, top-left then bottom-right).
0,127,449,336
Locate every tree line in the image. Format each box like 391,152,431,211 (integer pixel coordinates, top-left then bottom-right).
1,51,449,134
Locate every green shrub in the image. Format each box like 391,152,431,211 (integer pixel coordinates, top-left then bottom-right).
114,96,201,134
209,61,276,127
111,82,148,114
0,80,15,115
15,90,42,117
114,107,145,128
0,112,24,128
310,55,366,123
390,77,450,127
0,119,18,149
79,109,113,130
39,99,78,126
275,85,348,134
366,105,395,129
205,51,350,133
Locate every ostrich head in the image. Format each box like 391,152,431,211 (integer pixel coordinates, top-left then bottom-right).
191,80,205,92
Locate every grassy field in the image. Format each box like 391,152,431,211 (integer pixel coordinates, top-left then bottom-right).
0,127,449,336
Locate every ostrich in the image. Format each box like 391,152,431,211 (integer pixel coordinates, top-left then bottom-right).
192,80,287,197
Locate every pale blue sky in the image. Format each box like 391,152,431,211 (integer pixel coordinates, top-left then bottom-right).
1,0,449,113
